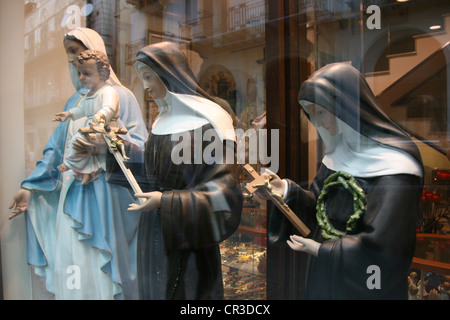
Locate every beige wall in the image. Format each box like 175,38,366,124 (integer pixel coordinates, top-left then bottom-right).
0,0,32,299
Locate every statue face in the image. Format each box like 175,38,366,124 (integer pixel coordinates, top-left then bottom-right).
305,104,338,136
137,66,167,100
64,39,88,64
77,59,104,94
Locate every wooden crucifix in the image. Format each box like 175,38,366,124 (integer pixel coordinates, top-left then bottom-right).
79,122,145,204
243,164,310,237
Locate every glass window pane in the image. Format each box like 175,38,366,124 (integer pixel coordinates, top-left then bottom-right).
2,0,449,302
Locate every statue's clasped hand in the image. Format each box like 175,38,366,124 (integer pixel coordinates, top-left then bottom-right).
252,168,286,201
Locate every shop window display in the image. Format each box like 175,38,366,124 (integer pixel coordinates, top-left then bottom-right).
409,234,450,299
1,0,449,302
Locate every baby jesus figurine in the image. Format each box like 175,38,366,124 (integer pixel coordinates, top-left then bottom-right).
53,50,121,185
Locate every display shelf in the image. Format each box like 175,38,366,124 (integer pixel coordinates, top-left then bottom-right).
220,183,267,300
220,239,266,300
221,241,266,275
408,234,450,300
222,270,267,300
412,234,450,274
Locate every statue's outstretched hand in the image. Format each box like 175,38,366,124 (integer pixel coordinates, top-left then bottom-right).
8,188,31,220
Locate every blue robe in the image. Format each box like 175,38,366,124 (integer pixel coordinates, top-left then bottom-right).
23,88,147,300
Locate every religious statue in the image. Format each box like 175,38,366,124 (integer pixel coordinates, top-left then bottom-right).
257,63,424,299
116,42,243,299
9,28,148,300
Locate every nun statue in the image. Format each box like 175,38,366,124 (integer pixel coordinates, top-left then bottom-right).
260,63,424,299
124,42,243,300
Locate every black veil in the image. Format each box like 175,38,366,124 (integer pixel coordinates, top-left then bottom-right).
298,63,423,174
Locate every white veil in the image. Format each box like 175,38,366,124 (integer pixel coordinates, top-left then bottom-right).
300,100,423,178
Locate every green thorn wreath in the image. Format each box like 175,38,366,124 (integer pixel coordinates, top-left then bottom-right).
316,171,366,240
